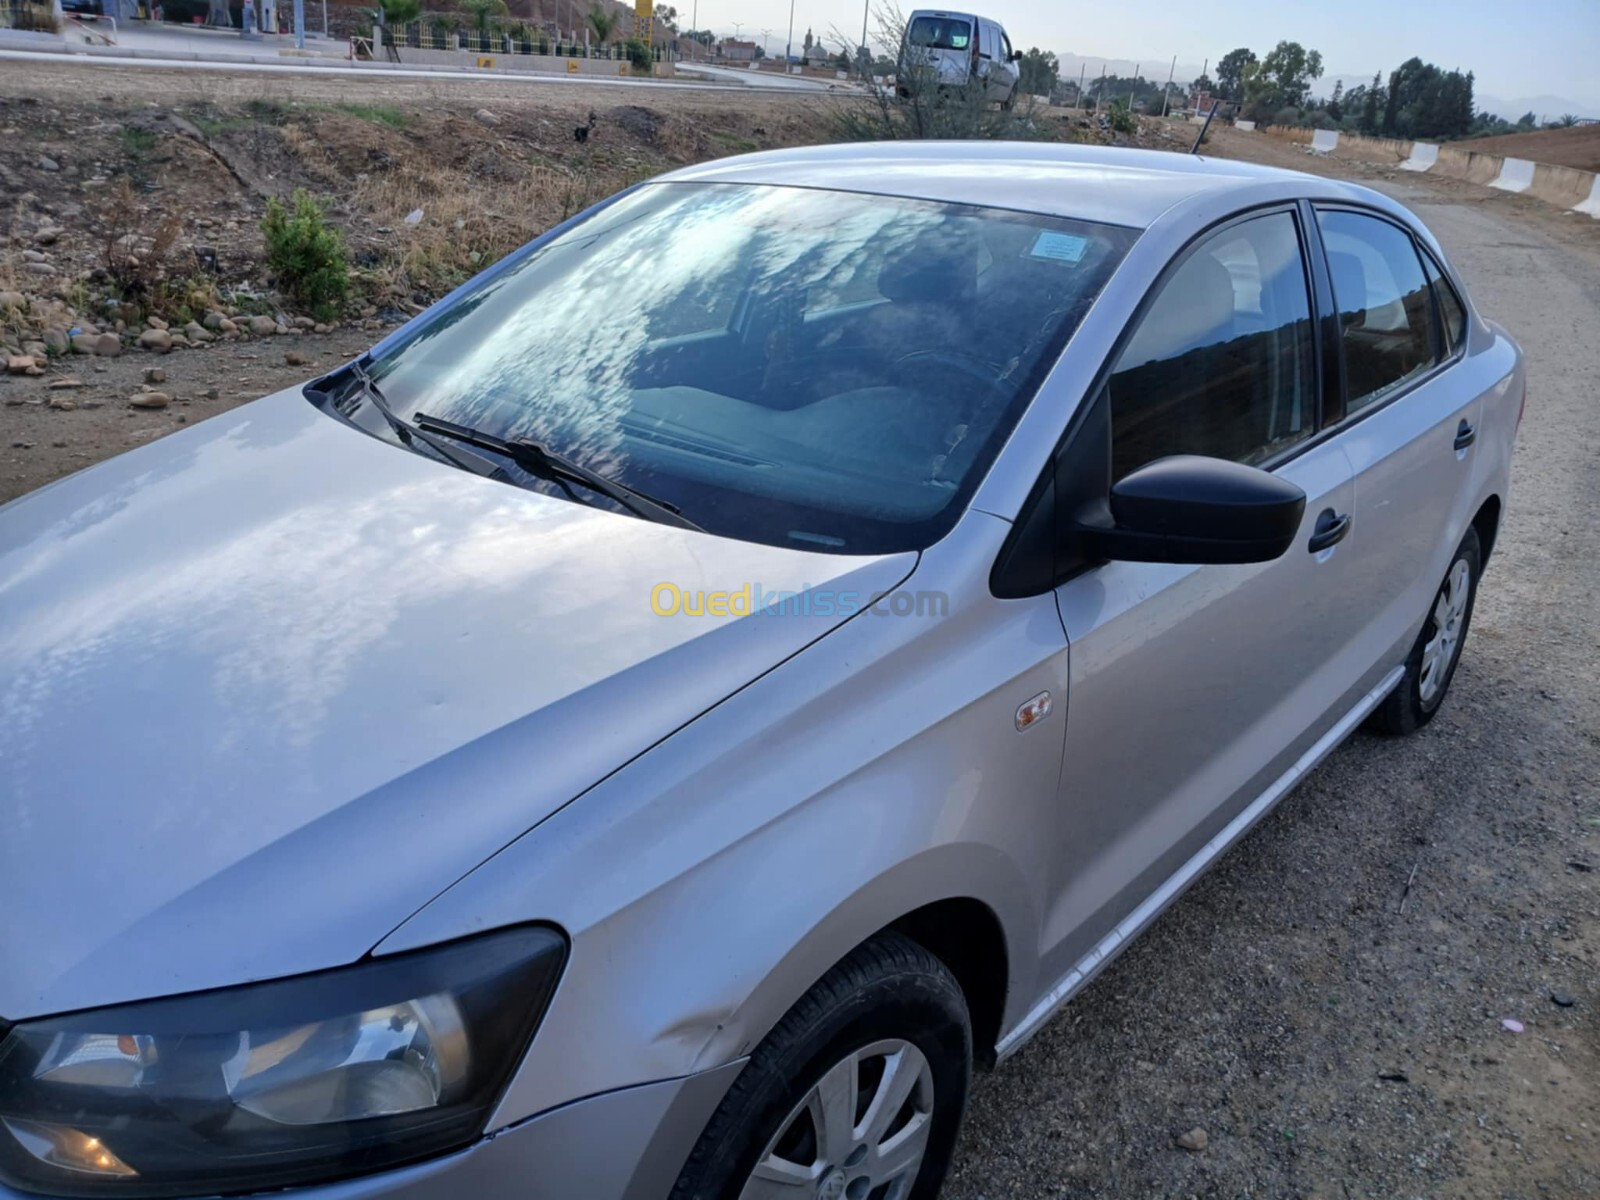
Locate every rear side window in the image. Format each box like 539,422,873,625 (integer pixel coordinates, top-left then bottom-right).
907,16,971,50
1420,252,1468,353
1109,210,1317,479
1318,210,1437,411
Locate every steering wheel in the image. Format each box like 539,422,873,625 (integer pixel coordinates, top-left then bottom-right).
891,349,1005,391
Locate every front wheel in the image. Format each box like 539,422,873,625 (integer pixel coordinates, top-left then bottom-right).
670,933,971,1200
1368,526,1481,735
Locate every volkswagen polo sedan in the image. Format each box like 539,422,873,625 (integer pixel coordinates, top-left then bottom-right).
0,143,1521,1200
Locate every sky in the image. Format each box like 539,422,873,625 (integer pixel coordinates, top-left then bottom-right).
687,0,1600,117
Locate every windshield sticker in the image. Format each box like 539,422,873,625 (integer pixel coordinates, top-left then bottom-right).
1030,231,1090,263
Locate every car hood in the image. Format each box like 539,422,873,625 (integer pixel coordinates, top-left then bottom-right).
0,390,913,1020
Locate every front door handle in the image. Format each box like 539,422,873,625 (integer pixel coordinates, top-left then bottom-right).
1454,419,1477,451
1308,508,1351,553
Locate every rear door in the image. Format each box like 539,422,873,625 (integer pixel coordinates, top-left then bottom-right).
1310,207,1483,689
1039,206,1371,981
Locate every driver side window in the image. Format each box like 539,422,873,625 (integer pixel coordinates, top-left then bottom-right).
1109,210,1318,480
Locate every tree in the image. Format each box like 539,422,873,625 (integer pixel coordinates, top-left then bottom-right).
1190,72,1213,94
1215,47,1256,102
376,0,421,26
1258,40,1323,106
585,3,617,44
1556,113,1580,127
1361,70,1382,135
1327,79,1343,122
1516,110,1537,127
459,0,505,37
1018,47,1058,97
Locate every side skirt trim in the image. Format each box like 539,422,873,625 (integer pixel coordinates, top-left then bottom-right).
994,665,1405,1061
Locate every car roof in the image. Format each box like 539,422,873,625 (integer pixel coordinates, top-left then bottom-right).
659,141,1366,230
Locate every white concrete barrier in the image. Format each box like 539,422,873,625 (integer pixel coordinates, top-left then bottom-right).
1578,176,1600,219
1234,119,1255,131
1309,129,1338,154
1400,142,1438,172
1490,157,1535,192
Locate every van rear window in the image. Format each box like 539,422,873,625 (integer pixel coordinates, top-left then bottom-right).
908,16,972,50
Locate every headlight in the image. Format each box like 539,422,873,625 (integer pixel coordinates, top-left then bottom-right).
0,926,565,1198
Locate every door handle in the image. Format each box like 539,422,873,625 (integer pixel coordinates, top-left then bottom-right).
1308,508,1351,553
1454,419,1476,451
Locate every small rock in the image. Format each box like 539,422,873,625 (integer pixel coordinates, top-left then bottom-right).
48,377,84,390
1174,1128,1208,1153
36,155,60,172
202,310,227,330
403,209,424,226
93,332,122,357
1501,1017,1525,1033
474,108,502,126
248,315,278,337
10,439,34,449
42,327,70,354
284,351,311,367
144,367,167,384
22,262,55,276
218,318,238,334
185,323,214,344
48,396,76,411
22,249,47,264
146,315,169,331
313,322,331,334
129,391,170,409
1551,992,1575,1008
138,329,173,353
292,316,315,330
23,341,48,359
7,355,37,375
0,292,26,312
34,226,61,246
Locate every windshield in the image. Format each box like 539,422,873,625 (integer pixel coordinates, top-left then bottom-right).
364,182,1134,554
908,15,973,50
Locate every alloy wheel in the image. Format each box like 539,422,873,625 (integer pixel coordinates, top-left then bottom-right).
738,1039,935,1200
1419,558,1472,704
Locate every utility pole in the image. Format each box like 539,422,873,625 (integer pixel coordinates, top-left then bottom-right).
1095,63,1105,111
859,0,869,79
1077,62,1085,109
1161,55,1175,116
1128,62,1139,110
784,0,794,70
292,0,304,48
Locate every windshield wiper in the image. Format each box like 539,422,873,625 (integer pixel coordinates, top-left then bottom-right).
414,412,705,532
345,362,509,482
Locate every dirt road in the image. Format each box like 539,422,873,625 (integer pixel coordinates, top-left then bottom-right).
945,156,1600,1199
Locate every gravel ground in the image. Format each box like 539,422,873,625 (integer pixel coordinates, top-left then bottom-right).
945,145,1600,1200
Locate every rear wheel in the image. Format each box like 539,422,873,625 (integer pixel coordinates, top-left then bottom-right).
1368,526,1481,735
670,933,971,1200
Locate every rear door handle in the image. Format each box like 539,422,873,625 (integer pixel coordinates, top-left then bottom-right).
1454,419,1476,451
1308,508,1351,553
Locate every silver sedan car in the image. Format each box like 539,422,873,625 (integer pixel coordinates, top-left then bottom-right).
0,143,1520,1200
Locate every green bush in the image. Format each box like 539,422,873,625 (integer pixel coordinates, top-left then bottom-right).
260,190,349,319
625,38,653,74
1106,101,1137,134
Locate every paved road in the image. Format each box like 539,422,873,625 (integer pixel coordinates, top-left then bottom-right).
946,175,1600,1198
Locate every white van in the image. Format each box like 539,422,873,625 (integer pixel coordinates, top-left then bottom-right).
901,9,1022,108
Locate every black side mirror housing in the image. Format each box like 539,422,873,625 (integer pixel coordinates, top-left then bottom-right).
1080,455,1306,565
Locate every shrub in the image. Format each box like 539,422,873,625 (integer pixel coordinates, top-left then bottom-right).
625,38,653,74
1106,100,1137,134
261,190,349,319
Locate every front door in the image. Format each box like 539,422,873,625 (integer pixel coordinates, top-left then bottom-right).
1037,207,1371,982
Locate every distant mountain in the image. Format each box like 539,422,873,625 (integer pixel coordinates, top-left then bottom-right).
1476,93,1598,122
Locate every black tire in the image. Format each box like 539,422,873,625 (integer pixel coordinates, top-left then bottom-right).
1368,526,1482,735
670,932,972,1200
1000,87,1016,112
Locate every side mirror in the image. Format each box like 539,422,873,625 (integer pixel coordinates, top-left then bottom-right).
1010,50,1023,63
1080,455,1306,565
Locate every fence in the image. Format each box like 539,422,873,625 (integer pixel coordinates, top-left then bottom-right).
383,22,664,63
